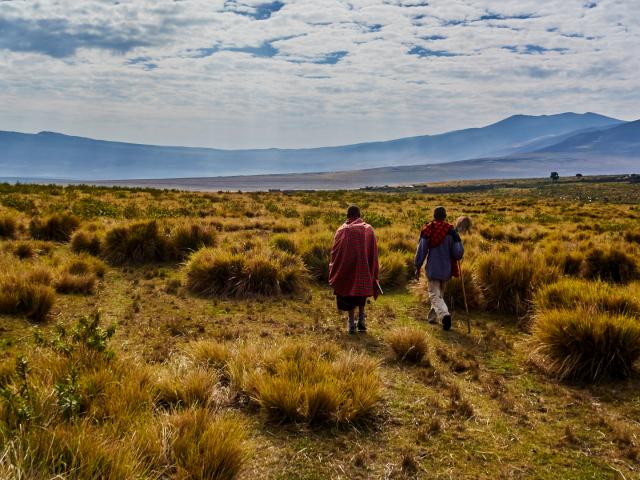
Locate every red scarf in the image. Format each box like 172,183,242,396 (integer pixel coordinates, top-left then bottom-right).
420,220,453,248
420,220,460,278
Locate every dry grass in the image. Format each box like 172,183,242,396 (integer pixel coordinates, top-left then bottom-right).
186,247,308,297
103,221,169,265
70,230,102,256
386,327,429,363
0,216,17,239
29,213,80,242
582,246,639,283
0,275,56,321
532,308,640,382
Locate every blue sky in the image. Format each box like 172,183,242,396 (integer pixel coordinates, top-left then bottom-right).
0,0,638,149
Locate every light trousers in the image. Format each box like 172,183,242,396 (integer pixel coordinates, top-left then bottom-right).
427,279,449,322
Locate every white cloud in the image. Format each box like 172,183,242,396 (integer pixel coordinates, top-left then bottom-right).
0,0,638,148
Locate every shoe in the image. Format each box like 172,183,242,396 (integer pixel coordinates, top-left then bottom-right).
357,314,367,332
442,314,452,331
348,319,357,335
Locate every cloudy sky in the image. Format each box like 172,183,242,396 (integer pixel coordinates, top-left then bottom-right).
0,0,638,149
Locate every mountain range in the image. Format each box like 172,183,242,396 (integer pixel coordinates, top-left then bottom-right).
1,112,636,183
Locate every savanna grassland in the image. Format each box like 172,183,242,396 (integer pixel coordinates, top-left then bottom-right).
1,177,640,480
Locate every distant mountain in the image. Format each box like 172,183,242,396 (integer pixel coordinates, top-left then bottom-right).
537,119,640,155
85,119,640,191
0,112,624,180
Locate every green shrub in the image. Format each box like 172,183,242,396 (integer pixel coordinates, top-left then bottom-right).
582,246,638,283
386,327,428,363
0,276,55,321
70,231,102,256
0,216,17,239
103,221,169,265
29,213,80,242
475,250,557,315
532,309,640,382
186,248,307,298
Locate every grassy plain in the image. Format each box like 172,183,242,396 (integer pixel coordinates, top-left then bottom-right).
0,177,639,479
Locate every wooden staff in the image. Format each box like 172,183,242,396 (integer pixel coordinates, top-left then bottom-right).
458,260,470,333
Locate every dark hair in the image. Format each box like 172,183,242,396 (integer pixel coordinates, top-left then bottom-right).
434,206,447,221
347,205,361,219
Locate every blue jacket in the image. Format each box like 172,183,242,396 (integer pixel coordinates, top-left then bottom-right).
414,228,464,281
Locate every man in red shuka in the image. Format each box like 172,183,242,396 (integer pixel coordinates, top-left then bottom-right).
329,205,380,334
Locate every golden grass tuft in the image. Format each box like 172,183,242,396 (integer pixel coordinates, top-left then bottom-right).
169,409,248,480
378,251,412,290
0,275,55,321
231,340,381,425
186,247,307,298
386,327,428,363
475,249,557,315
171,223,217,258
298,232,333,283
55,272,96,294
185,340,230,371
29,213,80,242
70,230,102,256
155,368,218,409
103,221,169,265
0,216,17,239
532,308,640,382
582,246,639,283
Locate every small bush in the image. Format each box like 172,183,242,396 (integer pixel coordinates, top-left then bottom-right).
0,276,55,321
186,248,307,298
532,309,640,382
582,246,638,283
170,409,248,480
29,213,80,242
0,216,17,239
387,327,428,363
379,252,412,290
66,254,107,278
171,224,216,258
475,250,557,315
70,231,102,256
103,221,169,265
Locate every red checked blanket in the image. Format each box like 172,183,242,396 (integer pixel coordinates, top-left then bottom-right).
329,218,380,297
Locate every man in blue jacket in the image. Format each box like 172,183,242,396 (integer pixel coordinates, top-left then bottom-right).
414,206,464,330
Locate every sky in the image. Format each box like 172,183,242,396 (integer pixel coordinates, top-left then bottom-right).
0,0,639,149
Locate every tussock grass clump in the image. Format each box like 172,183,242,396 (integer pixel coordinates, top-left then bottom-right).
233,340,381,425
298,233,333,282
55,272,96,294
0,216,17,239
155,369,218,409
270,234,298,254
13,242,35,259
379,251,412,290
65,254,107,278
29,213,80,242
70,230,102,256
185,340,230,371
103,221,169,265
171,224,217,258
475,250,557,315
624,229,640,244
169,409,248,480
0,275,55,321
582,246,638,283
535,279,640,316
387,327,428,363
444,263,482,311
186,247,307,298
532,308,640,382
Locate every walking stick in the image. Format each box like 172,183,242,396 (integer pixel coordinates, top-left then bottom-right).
458,260,471,333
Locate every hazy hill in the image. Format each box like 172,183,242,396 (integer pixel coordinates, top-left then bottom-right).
0,112,623,180
537,119,640,155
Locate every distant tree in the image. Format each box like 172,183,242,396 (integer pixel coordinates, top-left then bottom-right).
576,173,583,178
629,174,640,184
550,172,560,183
